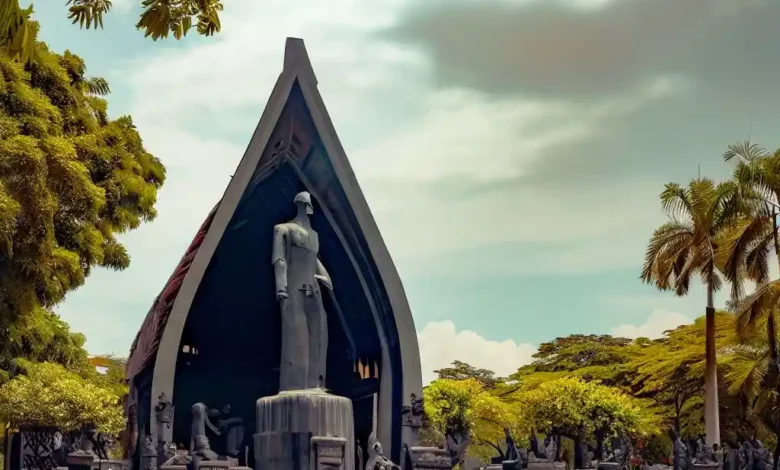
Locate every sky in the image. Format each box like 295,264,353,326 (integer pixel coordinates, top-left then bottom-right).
38,0,780,385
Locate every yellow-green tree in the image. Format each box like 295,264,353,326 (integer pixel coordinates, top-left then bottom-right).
519,377,656,469
0,43,164,327
0,360,124,434
423,378,526,464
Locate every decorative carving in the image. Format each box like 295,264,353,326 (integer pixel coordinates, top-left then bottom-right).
21,429,60,470
403,444,452,469
311,436,347,469
140,434,159,470
155,393,174,428
365,433,400,470
402,393,424,428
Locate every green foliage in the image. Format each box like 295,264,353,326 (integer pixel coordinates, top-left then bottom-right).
424,378,526,462
435,360,501,389
519,377,656,441
512,335,640,389
0,360,124,434
0,306,91,383
0,44,165,325
0,0,224,63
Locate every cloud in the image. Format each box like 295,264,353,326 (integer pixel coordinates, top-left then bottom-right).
611,309,692,339
385,0,775,100
417,321,537,385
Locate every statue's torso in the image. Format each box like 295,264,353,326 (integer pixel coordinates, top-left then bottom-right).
277,222,320,292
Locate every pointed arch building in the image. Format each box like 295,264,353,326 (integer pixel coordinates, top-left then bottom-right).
124,38,423,465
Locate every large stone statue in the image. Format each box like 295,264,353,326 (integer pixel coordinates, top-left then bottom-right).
272,191,334,391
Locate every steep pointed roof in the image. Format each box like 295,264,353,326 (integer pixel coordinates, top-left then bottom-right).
127,39,422,426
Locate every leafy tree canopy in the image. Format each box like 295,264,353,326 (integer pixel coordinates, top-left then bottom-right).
0,306,90,383
423,378,526,462
512,334,639,388
0,43,165,325
0,360,124,434
2,0,224,64
434,360,501,389
518,377,656,442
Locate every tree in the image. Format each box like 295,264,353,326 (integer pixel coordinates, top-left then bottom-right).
641,178,743,445
0,360,124,434
0,43,165,326
423,378,526,464
519,377,656,469
0,306,91,383
718,142,780,460
512,335,639,389
435,360,501,389
2,0,224,63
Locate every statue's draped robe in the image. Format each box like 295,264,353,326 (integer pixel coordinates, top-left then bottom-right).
272,221,329,391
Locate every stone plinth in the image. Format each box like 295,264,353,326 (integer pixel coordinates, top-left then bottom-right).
254,390,354,470
693,464,720,470
66,452,95,470
527,462,566,470
405,446,451,469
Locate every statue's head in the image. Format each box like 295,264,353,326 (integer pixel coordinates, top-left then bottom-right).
294,191,314,215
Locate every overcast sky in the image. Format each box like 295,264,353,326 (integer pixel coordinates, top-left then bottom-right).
38,0,780,384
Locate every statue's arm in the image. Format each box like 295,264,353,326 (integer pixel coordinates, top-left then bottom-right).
272,226,288,298
315,259,333,291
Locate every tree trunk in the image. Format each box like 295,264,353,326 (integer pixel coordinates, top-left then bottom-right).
704,283,720,446
573,434,586,469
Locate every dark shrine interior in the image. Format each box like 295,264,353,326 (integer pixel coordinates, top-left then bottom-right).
170,160,384,463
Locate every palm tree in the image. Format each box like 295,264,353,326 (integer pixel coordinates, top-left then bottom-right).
718,141,780,461
641,177,742,446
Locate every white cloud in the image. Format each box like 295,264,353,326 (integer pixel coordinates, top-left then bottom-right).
417,321,537,385
611,309,692,339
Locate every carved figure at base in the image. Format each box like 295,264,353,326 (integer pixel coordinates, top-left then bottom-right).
210,405,245,459
191,402,220,468
750,440,773,470
669,430,688,470
140,435,158,470
545,435,558,463
365,433,400,470
273,191,334,391
695,436,717,465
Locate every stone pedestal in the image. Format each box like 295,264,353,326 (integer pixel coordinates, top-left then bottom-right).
66,452,95,470
254,390,355,470
405,446,451,469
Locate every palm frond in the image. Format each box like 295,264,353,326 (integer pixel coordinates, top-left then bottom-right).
732,280,780,340
716,216,773,299
66,0,112,30
85,77,110,95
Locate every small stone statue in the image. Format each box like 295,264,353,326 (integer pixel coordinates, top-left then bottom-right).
669,430,688,470
273,191,334,391
191,402,220,467
545,435,558,463
695,436,717,464
213,404,245,459
365,433,400,470
750,440,773,470
140,435,158,470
